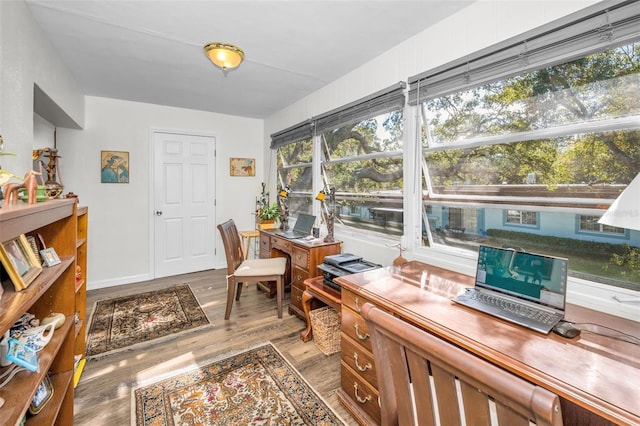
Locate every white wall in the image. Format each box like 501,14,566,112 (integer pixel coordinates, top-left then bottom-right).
58,96,264,289
0,0,84,173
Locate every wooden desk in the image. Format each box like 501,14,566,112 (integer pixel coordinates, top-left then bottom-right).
259,230,341,318
336,261,640,426
300,276,341,342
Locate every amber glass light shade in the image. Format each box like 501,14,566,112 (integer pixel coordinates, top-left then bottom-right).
203,43,245,71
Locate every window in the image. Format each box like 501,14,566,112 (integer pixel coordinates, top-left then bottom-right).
315,83,406,237
319,109,404,236
506,210,538,226
579,215,625,235
411,1,640,290
276,138,313,216
269,2,640,291
271,121,314,217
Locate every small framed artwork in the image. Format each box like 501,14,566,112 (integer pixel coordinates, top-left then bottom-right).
40,248,61,267
230,157,255,176
101,150,130,183
26,235,42,263
0,234,43,291
29,373,54,415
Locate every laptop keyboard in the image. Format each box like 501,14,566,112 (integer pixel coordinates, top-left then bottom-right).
456,289,562,334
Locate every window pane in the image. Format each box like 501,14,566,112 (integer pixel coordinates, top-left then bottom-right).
422,44,640,147
421,42,640,290
424,129,639,191
579,215,625,235
277,138,313,216
322,110,404,236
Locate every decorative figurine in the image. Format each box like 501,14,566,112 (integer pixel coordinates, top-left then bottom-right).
23,170,42,204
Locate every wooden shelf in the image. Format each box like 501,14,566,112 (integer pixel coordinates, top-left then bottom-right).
0,199,84,425
25,370,74,426
0,257,74,332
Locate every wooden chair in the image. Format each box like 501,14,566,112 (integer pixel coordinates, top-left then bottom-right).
361,303,563,426
217,219,287,319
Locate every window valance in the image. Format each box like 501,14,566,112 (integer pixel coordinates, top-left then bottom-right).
270,120,314,149
408,0,640,105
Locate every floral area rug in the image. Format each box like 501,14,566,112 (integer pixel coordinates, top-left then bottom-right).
133,342,345,425
86,284,210,359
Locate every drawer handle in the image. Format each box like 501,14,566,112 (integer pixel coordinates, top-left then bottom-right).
353,383,371,404
296,254,302,260
296,275,303,281
353,353,372,372
354,324,369,341
354,297,361,313
296,296,302,302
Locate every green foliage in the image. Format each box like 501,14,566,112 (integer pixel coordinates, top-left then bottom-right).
484,228,622,256
605,245,640,279
423,43,640,187
257,203,281,220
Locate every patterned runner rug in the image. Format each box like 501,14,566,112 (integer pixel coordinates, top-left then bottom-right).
86,284,210,359
133,342,345,425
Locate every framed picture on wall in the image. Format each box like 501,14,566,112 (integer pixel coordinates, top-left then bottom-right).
229,157,255,176
101,151,129,183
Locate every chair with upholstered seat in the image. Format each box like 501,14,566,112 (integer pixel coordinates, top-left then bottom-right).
361,302,563,426
217,219,287,319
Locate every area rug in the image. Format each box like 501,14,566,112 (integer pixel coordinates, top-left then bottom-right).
86,284,210,359
132,342,345,425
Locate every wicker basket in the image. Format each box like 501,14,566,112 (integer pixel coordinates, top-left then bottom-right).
310,306,341,355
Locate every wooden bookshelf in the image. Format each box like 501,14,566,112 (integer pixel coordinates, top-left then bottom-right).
0,199,82,425
74,206,88,387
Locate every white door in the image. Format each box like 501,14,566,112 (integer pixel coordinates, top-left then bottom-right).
153,131,216,278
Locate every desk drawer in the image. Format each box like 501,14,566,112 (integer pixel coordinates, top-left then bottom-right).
291,266,308,288
342,306,372,353
291,246,309,270
271,236,293,254
291,284,304,311
342,289,370,315
341,333,377,388
259,234,270,258
341,361,381,424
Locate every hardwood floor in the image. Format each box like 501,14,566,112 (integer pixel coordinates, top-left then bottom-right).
73,268,358,425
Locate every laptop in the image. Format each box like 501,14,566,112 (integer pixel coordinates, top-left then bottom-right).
454,245,568,334
276,213,316,239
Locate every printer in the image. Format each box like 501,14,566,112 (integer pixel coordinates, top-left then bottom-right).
318,253,382,292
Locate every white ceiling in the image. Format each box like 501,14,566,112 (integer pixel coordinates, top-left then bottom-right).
25,1,473,119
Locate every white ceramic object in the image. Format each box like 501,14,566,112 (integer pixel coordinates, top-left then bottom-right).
41,312,66,330
16,323,55,352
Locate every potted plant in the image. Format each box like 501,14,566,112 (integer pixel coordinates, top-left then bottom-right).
256,202,280,229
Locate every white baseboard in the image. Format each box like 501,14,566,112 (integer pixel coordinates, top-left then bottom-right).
87,273,151,291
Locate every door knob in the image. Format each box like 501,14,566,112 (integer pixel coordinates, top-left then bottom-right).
155,211,163,216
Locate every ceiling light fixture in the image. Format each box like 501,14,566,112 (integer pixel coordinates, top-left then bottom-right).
203,42,245,74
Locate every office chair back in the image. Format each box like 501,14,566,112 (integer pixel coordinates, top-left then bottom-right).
361,303,563,426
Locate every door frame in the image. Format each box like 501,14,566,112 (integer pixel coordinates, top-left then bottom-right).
149,128,219,279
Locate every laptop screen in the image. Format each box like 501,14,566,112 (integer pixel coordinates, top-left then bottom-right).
475,245,568,311
293,213,316,234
